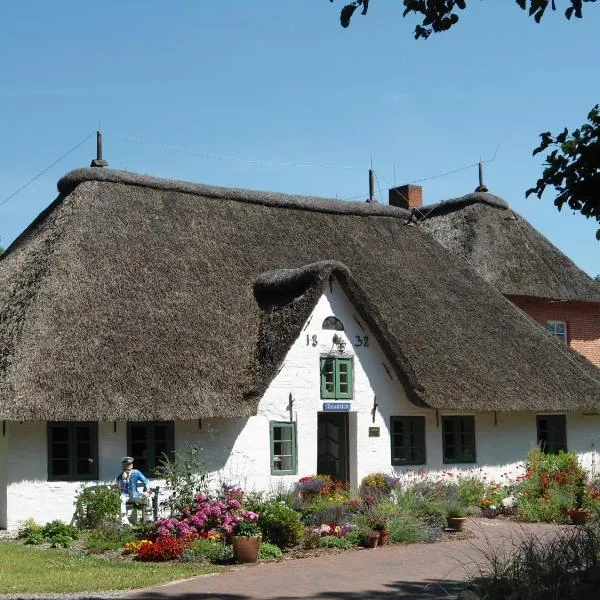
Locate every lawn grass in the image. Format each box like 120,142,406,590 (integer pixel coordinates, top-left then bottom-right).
0,542,221,594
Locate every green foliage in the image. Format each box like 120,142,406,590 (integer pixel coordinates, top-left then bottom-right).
235,520,262,537
516,449,586,523
259,541,283,560
344,529,363,546
83,520,135,553
50,534,74,549
302,494,347,525
455,476,486,507
74,485,121,530
319,535,353,550
21,519,80,546
388,517,428,544
245,496,304,547
332,1,595,39
527,105,600,239
18,518,43,543
158,444,210,518
445,502,467,518
186,538,234,564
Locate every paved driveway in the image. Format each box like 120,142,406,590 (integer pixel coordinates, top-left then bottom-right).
127,519,562,600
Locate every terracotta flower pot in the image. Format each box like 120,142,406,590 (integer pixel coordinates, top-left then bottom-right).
571,509,588,525
378,530,390,546
232,535,262,563
366,532,379,548
447,517,466,531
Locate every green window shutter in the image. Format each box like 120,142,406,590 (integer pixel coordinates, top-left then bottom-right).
320,357,336,399
270,422,297,475
335,359,353,399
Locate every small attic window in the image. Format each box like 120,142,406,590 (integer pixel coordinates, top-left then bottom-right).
322,316,344,331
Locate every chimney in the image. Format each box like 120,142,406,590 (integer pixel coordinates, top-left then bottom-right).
388,184,423,210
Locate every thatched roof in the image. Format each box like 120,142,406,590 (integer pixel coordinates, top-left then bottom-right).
0,168,599,421
418,192,600,303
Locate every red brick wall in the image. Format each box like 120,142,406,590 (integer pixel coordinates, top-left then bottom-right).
507,295,600,367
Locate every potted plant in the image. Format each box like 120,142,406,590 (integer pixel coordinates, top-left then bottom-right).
570,475,589,525
445,503,467,531
231,520,262,563
366,507,390,546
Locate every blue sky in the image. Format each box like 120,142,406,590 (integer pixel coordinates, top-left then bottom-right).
0,1,598,276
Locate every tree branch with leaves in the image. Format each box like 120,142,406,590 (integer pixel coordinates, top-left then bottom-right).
527,106,600,239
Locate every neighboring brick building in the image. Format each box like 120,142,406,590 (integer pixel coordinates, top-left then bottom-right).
389,184,600,368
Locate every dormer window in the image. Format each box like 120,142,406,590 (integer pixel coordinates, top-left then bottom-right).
322,316,344,331
547,321,567,344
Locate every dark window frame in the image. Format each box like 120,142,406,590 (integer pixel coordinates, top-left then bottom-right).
270,421,297,475
537,415,567,454
47,421,99,482
442,416,476,464
127,421,175,477
390,416,426,466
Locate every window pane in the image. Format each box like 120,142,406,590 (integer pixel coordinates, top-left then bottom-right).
76,427,91,442
51,427,68,443
52,443,69,459
279,455,293,471
77,458,93,476
51,460,69,476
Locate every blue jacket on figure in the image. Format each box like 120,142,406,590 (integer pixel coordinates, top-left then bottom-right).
116,457,150,501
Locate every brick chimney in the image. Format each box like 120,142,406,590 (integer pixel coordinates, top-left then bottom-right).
388,184,423,210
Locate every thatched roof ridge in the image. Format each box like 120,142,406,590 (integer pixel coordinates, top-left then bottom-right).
419,192,600,303
414,191,509,219
57,168,413,220
1,169,599,420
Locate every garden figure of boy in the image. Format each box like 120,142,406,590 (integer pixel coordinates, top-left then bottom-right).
116,456,151,524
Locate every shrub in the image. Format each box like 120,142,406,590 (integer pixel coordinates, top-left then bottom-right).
259,542,283,560
51,534,74,549
302,495,348,526
456,476,486,507
154,487,259,538
254,499,303,547
319,535,353,550
74,484,121,530
344,529,363,546
187,538,233,564
388,517,428,544
25,520,80,546
516,449,586,523
157,444,211,519
360,472,394,500
18,518,44,545
84,519,135,553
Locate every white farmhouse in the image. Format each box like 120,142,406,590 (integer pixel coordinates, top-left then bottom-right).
0,166,599,529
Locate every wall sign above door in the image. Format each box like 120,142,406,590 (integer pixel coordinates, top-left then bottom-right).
323,402,351,412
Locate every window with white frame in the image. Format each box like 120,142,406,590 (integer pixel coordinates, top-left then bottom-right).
547,321,567,344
